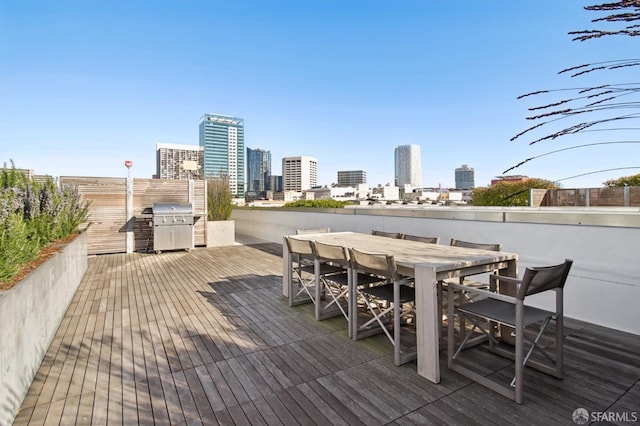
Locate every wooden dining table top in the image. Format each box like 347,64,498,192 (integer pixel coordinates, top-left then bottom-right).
288,231,517,275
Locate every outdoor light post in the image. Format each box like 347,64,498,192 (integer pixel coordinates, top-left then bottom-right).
125,160,134,253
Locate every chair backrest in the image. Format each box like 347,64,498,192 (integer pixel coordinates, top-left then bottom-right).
450,238,502,252
402,234,440,244
518,259,573,299
372,230,402,239
311,241,349,267
296,228,330,235
285,236,314,256
348,248,400,281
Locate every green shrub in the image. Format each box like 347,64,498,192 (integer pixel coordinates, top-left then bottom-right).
283,199,348,208
472,179,557,206
0,212,39,282
0,161,90,284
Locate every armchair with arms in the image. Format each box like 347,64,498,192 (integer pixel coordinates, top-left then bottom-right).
446,259,573,403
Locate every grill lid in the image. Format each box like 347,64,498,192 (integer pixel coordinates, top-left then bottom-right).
152,202,193,215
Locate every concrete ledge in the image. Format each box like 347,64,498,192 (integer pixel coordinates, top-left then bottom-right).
242,205,640,227
0,232,88,426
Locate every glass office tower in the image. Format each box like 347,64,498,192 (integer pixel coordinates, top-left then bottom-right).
246,147,271,200
455,164,475,189
199,113,245,197
394,144,422,187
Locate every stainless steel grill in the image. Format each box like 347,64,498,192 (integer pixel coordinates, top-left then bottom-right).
152,202,194,253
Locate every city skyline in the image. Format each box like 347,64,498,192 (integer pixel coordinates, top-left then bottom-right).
158,133,476,191
2,2,638,188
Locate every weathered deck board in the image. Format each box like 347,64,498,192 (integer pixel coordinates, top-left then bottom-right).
13,243,640,425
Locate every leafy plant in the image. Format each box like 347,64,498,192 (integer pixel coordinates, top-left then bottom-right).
472,178,557,206
207,176,233,221
0,161,90,284
0,212,38,282
604,173,640,187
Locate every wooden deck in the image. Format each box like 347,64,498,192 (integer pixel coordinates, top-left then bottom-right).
13,242,640,425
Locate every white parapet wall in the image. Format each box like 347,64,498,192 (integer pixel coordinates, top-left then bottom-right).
0,232,88,426
232,205,640,336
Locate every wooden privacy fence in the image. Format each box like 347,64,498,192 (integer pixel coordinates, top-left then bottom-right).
537,187,640,207
60,177,207,255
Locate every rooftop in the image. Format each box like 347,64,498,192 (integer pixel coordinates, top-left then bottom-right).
14,240,640,425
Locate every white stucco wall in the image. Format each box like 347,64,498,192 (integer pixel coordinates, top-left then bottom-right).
232,206,640,336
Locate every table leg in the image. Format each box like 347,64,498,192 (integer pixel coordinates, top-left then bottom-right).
415,264,440,383
282,237,291,298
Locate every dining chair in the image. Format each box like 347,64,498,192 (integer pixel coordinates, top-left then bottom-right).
310,241,350,321
440,239,503,339
348,248,417,366
285,236,342,307
310,241,383,327
401,234,440,244
450,238,502,252
371,230,402,239
447,259,573,404
447,239,503,293
296,228,330,235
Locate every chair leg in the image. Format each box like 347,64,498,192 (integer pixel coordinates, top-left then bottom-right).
360,294,394,342
513,305,524,404
322,281,348,320
555,291,564,379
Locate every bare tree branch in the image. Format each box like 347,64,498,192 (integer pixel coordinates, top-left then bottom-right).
510,2,640,184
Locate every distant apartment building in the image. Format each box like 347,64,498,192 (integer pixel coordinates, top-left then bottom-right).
371,184,400,201
199,113,245,197
455,164,475,189
282,156,317,191
156,143,204,180
337,170,366,187
272,191,303,202
246,147,271,200
305,186,357,201
394,144,422,187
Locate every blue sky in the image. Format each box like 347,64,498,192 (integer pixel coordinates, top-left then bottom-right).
1,1,638,188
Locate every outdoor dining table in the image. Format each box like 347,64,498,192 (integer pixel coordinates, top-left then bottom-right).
282,231,518,384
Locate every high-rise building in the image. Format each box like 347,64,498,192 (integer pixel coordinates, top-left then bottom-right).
337,170,366,187
282,156,317,191
269,175,283,193
246,147,271,200
199,113,245,196
394,144,422,187
455,164,475,189
156,143,204,180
